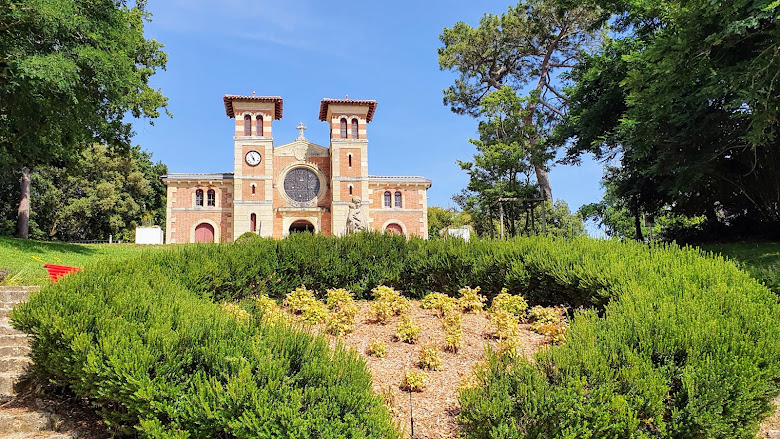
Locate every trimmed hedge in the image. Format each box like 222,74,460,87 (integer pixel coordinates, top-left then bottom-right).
11,232,780,438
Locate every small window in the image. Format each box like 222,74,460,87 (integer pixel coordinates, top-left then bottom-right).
250,213,257,232
348,154,353,168
251,184,256,195
348,185,353,195
394,191,402,208
243,114,251,136
195,189,204,207
351,118,359,139
207,189,216,207
384,191,391,207
340,118,347,139
256,115,263,136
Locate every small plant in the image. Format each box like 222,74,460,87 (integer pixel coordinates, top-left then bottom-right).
528,306,568,344
395,312,421,343
284,286,329,324
491,289,528,317
442,310,463,353
420,292,457,316
497,335,524,358
491,309,520,340
379,385,399,415
365,340,387,358
458,286,487,313
253,294,289,325
369,285,410,323
221,302,250,323
325,288,359,336
417,344,442,370
400,370,428,392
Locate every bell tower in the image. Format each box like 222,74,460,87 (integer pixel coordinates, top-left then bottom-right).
319,97,377,236
223,94,283,238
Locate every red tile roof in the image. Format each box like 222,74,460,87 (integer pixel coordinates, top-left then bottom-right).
319,98,378,122
223,95,283,119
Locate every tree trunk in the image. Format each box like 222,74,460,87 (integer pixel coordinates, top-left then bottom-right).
535,165,552,201
633,209,644,241
16,167,30,239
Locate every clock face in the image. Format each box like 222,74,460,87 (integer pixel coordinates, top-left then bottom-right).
245,150,262,166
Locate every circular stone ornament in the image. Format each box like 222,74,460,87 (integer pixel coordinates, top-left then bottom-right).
283,167,321,203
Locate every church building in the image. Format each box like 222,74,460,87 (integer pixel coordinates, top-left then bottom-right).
161,95,432,243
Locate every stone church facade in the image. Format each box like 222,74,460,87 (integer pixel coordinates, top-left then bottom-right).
161,95,432,243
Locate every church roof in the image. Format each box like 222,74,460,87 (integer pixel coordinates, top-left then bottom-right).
319,98,378,122
223,95,283,119
368,175,432,186
161,173,234,182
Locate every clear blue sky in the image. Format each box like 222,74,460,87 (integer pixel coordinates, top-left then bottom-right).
132,0,605,215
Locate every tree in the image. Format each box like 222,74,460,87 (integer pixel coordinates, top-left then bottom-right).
0,0,169,238
559,0,780,239
427,206,473,239
438,0,603,200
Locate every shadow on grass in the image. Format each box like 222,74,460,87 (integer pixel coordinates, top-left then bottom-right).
0,236,97,256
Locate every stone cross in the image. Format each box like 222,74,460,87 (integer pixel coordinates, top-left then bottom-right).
296,122,307,140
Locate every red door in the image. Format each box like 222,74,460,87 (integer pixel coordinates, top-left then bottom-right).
385,223,403,235
194,223,215,243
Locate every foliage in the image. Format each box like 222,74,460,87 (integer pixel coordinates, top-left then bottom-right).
325,288,359,336
420,292,457,316
528,305,568,344
490,309,521,341
0,0,169,236
220,302,250,324
559,0,780,239
11,256,399,437
395,313,421,344
458,286,487,313
251,294,288,325
417,344,442,371
284,286,328,324
442,311,463,353
428,206,472,240
234,232,262,244
369,285,410,323
702,242,780,294
490,289,529,317
365,340,387,358
400,370,428,393
439,0,603,200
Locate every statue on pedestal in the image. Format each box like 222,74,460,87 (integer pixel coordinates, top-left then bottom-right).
346,196,365,233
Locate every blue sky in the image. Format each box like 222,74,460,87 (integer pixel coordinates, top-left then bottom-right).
132,0,605,215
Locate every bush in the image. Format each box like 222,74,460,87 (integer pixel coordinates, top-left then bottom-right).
11,257,399,438
284,286,328,324
251,294,289,325
490,289,528,317
417,344,442,371
458,286,487,313
369,285,410,323
420,292,457,316
395,313,421,344
400,370,428,392
365,340,387,358
233,231,262,244
325,288,359,336
442,311,463,353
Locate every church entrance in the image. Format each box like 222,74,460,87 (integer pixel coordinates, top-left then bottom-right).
289,220,315,234
194,223,215,243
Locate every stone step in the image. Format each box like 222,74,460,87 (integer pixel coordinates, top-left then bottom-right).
0,372,23,398
0,334,28,346
0,411,52,434
0,434,72,439
0,290,32,303
0,324,24,337
0,346,30,357
0,358,31,374
0,308,13,320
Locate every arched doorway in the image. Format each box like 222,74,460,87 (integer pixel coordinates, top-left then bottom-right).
194,222,215,243
289,220,315,234
384,223,404,236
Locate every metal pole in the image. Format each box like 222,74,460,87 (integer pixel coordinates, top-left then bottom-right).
541,199,547,235
409,388,414,438
499,203,505,240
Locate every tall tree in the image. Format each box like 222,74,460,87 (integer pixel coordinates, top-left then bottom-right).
438,0,603,200
559,0,780,239
0,0,169,238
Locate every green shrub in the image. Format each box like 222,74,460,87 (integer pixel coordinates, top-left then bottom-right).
400,370,428,392
490,289,528,317
369,285,410,323
11,258,399,438
417,344,442,370
233,231,262,244
284,285,328,324
442,311,463,353
395,312,421,343
324,288,359,336
365,340,387,358
458,286,487,313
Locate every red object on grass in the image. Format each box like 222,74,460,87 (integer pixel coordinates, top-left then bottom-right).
43,264,82,282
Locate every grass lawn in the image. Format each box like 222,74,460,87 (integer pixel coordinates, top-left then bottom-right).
700,241,780,292
0,236,166,286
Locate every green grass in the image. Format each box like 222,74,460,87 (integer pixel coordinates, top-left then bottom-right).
0,236,168,286
701,242,780,293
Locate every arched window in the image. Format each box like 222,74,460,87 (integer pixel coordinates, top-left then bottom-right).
243,114,251,136
348,154,353,168
340,118,347,139
207,189,216,207
195,189,204,207
351,118,359,139
250,213,257,232
348,184,353,195
394,191,402,208
256,115,263,136
251,184,256,195
384,191,391,207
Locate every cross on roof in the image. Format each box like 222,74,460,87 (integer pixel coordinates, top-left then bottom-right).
296,122,307,140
